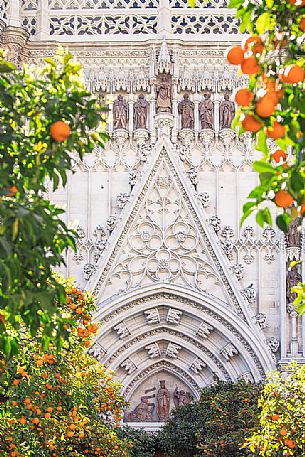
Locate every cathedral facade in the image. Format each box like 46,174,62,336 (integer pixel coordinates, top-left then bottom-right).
1,0,304,427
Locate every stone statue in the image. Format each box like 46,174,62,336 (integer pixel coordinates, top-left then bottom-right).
126,396,154,422
134,94,148,129
199,92,214,130
286,265,302,304
156,74,172,113
286,218,301,247
156,380,170,421
178,93,194,129
219,93,235,129
173,387,191,408
113,94,128,130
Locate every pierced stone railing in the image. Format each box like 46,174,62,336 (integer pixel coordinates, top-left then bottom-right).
10,0,241,41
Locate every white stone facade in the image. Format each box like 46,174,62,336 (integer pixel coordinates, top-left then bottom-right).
1,0,305,425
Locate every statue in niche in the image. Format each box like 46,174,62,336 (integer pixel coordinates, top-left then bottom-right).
199,92,214,130
178,93,194,129
286,218,301,247
156,380,170,421
156,74,172,113
134,94,148,130
126,396,155,422
113,94,128,130
173,387,191,408
287,264,302,304
219,93,235,129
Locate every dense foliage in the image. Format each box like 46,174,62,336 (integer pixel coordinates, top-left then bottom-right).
159,380,262,457
226,0,305,232
0,48,107,355
117,426,157,457
0,277,129,457
245,363,305,456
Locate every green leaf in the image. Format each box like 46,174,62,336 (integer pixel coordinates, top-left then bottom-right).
256,209,265,228
256,130,268,155
256,12,273,34
276,213,291,233
290,171,304,192
253,161,276,173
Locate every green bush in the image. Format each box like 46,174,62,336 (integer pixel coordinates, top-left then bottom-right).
118,426,157,457
159,380,262,457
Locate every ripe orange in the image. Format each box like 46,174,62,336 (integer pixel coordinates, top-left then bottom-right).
274,190,294,208
272,149,286,163
6,186,18,197
241,56,260,75
255,95,276,118
283,64,305,83
50,121,71,142
289,0,305,5
299,17,305,31
32,418,40,424
266,122,286,139
279,68,290,83
225,46,244,65
45,412,51,419
13,379,19,386
234,88,254,106
19,417,26,424
271,414,279,421
242,114,263,132
242,36,264,53
285,439,296,448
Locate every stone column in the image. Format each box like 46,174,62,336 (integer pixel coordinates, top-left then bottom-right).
157,0,171,37
150,85,156,143
128,95,134,135
7,0,21,27
36,0,49,40
279,234,287,360
194,95,200,141
108,96,114,135
172,82,178,143
213,92,220,132
0,26,29,67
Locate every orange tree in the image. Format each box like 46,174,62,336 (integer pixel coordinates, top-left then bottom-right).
0,48,107,355
0,277,129,457
158,380,262,457
225,0,305,312
244,362,305,456
226,0,305,232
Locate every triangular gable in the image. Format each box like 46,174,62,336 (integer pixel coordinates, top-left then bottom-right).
88,138,255,324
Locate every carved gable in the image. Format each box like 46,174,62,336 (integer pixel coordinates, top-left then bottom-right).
90,142,254,321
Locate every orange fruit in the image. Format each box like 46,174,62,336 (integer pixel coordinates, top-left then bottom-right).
283,64,305,83
45,412,51,419
298,203,305,216
19,417,26,424
274,190,294,208
272,149,286,163
32,418,40,424
271,414,279,421
242,36,264,53
241,56,260,75
266,121,286,139
50,121,71,142
13,379,19,386
289,0,305,5
285,439,296,448
6,186,18,197
299,17,305,31
234,88,254,106
242,114,263,132
225,46,244,65
255,95,276,118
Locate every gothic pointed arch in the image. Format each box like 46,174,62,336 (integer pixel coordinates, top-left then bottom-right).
87,140,275,420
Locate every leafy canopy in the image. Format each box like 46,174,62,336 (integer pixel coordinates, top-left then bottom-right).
0,48,107,355
0,277,129,457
